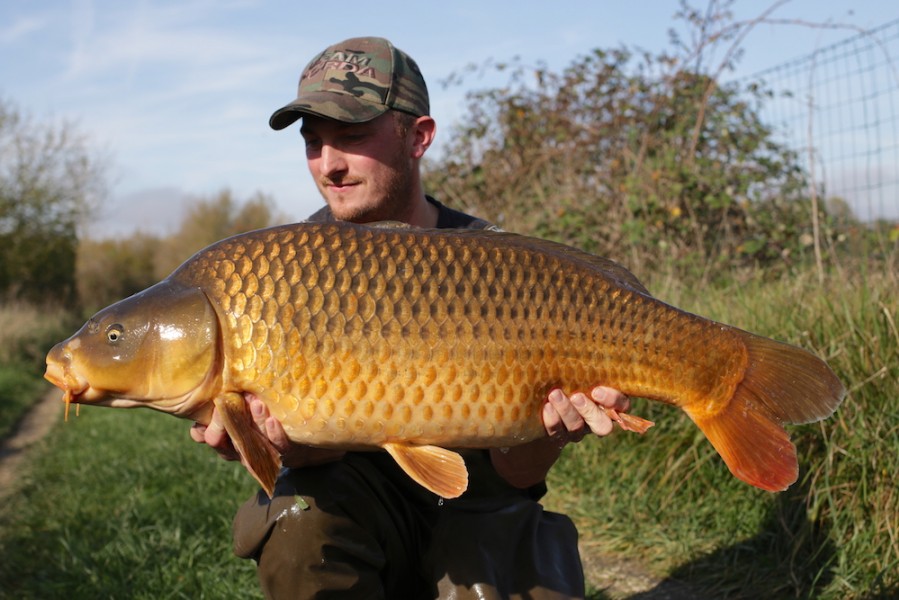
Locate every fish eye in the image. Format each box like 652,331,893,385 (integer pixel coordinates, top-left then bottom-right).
106,324,124,343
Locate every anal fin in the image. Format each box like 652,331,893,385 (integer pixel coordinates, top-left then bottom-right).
214,392,281,498
383,442,469,499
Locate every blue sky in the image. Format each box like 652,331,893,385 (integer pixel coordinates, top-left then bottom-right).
1,0,895,237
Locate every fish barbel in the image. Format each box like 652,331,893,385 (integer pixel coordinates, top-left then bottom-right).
44,221,845,498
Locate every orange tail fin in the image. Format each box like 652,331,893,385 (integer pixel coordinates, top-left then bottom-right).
685,332,845,492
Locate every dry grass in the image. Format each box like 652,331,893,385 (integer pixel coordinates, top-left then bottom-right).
0,301,72,366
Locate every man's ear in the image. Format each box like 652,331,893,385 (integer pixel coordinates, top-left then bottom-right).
411,116,436,159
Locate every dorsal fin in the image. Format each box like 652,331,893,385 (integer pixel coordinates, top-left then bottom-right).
433,228,652,296
544,242,651,296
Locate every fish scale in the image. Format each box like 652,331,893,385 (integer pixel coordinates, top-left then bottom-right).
45,221,844,498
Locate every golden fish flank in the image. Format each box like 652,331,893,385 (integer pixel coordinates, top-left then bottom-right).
44,221,845,499
193,227,548,444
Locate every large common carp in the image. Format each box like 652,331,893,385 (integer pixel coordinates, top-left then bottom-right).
45,221,844,498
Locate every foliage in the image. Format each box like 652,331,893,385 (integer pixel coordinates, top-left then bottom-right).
0,98,105,305
424,6,844,279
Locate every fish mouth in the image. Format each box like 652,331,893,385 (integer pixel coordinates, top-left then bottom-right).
44,361,91,420
44,360,88,395
44,361,68,390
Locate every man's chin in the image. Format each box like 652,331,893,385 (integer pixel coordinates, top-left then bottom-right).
326,199,381,223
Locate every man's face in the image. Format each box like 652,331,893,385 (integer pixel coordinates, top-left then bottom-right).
300,112,416,223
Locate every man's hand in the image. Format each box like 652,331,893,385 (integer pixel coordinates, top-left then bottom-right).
543,386,631,442
490,386,630,489
190,394,345,469
189,407,241,461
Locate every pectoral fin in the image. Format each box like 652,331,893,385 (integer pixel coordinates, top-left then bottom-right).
383,442,469,499
605,408,655,434
214,392,281,498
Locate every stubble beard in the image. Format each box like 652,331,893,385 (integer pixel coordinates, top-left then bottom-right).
321,158,418,224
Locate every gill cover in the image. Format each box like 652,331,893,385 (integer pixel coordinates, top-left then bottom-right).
47,280,219,410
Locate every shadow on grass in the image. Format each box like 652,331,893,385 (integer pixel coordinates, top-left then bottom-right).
624,479,842,599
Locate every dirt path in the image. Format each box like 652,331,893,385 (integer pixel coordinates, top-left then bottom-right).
0,387,62,499
580,549,700,599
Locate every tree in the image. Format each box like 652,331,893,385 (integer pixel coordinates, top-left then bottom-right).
0,98,105,304
75,233,160,313
152,189,280,278
75,190,282,311
425,1,835,278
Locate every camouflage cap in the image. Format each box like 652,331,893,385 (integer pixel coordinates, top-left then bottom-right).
269,36,430,130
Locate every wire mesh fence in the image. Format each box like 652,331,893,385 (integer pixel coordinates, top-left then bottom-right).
745,18,899,223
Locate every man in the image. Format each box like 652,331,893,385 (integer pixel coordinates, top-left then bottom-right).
191,36,630,599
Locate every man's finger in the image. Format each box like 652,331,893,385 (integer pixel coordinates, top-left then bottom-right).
548,388,586,433
591,386,630,412
571,392,614,437
248,394,268,432
542,400,564,437
265,416,292,454
189,422,207,443
204,411,241,461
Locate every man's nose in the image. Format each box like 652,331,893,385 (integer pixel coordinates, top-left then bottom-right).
319,144,348,177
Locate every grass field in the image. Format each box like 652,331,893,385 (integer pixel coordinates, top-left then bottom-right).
0,259,896,598
0,407,263,599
